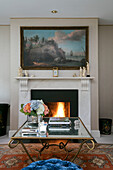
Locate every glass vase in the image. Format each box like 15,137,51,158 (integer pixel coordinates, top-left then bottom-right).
31,116,38,123
37,114,43,124
30,115,43,124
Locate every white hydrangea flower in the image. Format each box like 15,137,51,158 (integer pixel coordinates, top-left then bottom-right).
36,103,45,115
37,99,44,104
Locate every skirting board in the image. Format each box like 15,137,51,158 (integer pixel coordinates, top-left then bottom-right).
91,130,100,138
9,130,16,138
9,130,100,138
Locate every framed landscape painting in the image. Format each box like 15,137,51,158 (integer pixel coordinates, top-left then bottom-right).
20,26,89,70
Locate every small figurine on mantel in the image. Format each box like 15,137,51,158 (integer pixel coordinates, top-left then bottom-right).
82,67,86,77
31,75,35,77
73,73,77,77
86,62,90,77
79,67,83,77
24,70,29,77
18,67,23,77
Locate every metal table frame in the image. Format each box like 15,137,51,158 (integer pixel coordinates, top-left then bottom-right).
8,117,95,162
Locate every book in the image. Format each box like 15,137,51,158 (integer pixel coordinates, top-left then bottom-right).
48,124,71,128
22,132,39,137
49,117,71,125
48,129,78,137
48,134,76,137
22,127,38,133
22,132,47,137
49,117,69,122
48,127,71,131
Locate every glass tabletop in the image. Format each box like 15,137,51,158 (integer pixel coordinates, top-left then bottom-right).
12,117,93,140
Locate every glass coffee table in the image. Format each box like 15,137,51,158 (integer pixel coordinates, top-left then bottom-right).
8,117,95,162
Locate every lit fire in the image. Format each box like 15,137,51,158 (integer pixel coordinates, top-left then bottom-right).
54,102,65,117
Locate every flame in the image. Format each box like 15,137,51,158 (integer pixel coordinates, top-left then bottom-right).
54,102,65,117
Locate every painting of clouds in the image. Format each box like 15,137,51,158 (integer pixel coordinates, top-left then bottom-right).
21,27,88,69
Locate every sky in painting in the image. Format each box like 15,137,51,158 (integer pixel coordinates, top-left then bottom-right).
24,29,86,54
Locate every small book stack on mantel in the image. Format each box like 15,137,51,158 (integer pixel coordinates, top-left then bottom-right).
48,117,71,131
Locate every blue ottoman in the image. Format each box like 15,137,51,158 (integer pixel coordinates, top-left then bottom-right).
22,158,82,170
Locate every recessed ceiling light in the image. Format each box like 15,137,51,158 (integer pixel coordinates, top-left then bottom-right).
51,10,58,13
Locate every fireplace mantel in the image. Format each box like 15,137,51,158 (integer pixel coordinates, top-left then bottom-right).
16,76,94,132
15,77,94,91
15,77,94,80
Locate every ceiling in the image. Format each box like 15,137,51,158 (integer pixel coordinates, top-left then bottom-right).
0,0,113,25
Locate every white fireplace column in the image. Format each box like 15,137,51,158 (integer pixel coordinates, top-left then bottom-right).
79,79,91,131
16,77,94,132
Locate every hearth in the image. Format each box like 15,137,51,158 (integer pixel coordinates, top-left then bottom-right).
31,90,78,117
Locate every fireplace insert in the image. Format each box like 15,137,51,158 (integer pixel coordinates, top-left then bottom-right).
31,89,78,117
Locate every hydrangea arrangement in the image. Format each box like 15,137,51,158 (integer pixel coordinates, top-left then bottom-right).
20,100,49,116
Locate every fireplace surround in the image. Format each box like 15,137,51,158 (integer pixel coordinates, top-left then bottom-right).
17,77,94,132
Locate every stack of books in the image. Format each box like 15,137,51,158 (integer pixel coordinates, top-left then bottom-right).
21,126,39,137
48,117,71,131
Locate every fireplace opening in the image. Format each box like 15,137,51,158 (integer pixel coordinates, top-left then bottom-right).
47,102,70,117
31,89,78,117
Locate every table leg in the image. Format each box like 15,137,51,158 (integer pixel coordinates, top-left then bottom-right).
71,139,95,162
19,140,35,162
85,140,95,150
8,139,94,162
8,139,35,162
8,139,19,148
37,139,72,160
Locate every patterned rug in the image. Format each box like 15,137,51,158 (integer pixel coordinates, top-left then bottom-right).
0,143,113,170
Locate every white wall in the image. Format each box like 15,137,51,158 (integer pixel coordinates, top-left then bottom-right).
0,26,10,104
99,26,113,124
10,18,99,132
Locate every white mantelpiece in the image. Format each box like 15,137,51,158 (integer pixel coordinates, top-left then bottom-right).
16,77,94,132
16,77,94,80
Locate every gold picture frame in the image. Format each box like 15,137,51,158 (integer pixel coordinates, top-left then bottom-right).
20,26,89,70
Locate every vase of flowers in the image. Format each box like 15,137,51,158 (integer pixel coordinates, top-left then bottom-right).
20,100,49,124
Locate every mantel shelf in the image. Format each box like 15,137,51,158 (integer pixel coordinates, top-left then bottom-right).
15,77,94,80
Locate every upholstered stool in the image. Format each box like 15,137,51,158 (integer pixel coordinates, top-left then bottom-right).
22,158,82,170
